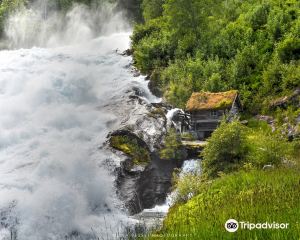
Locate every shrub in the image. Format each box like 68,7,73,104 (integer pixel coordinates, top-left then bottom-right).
202,121,248,178
277,36,300,63
245,130,292,167
171,173,202,204
160,128,185,161
141,0,164,22
202,120,296,178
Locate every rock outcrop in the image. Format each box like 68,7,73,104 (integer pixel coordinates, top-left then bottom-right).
105,86,184,215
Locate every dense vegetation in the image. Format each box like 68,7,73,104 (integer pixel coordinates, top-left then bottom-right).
131,5,300,237
0,0,299,238
132,0,299,114
150,168,300,239
131,2,300,238
142,120,300,239
202,120,298,178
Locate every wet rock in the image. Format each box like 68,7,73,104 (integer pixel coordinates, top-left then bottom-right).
116,153,181,215
182,141,206,159
107,94,183,215
148,70,163,97
121,49,133,56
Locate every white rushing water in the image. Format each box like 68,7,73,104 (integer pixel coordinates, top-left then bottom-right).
137,159,201,229
0,2,157,240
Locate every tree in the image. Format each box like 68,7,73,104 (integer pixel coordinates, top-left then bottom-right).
163,0,213,56
160,128,184,161
142,0,164,22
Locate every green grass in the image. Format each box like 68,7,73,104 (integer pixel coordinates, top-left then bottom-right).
109,135,150,166
146,168,300,240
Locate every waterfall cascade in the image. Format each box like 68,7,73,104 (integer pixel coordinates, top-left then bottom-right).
0,1,155,239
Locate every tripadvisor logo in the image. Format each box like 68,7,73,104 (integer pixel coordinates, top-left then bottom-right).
225,219,239,232
225,219,289,232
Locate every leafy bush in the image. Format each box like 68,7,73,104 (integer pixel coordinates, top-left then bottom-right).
160,128,185,161
277,36,300,63
202,120,296,178
180,132,196,141
202,121,248,178
245,130,292,167
141,0,164,22
171,173,202,204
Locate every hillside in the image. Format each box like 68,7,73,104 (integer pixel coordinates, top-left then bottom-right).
132,0,300,239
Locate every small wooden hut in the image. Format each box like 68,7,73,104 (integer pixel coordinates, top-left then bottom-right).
185,90,242,139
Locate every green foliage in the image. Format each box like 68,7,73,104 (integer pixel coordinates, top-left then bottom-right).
245,129,292,167
133,30,171,73
141,0,164,22
110,135,150,165
151,169,300,239
246,3,270,31
161,57,227,108
171,173,202,204
0,0,26,37
276,36,300,63
160,128,184,161
202,121,248,178
133,0,300,112
202,119,298,178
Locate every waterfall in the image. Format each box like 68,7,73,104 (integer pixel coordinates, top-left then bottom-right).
4,0,130,49
0,1,152,239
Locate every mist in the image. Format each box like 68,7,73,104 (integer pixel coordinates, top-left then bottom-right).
0,0,146,239
5,0,131,49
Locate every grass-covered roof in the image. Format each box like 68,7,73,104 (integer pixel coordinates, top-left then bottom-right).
186,90,238,111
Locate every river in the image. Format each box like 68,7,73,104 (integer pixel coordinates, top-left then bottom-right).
0,2,160,239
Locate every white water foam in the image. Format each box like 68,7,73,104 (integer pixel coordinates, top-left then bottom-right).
5,0,130,49
143,159,201,215
0,28,156,239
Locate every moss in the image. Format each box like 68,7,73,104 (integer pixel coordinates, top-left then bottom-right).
215,99,232,109
186,90,238,111
147,108,166,119
110,135,150,165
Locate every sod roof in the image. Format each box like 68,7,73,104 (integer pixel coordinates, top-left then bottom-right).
186,90,238,111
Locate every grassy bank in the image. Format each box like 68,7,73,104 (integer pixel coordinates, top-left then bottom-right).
150,168,300,240
134,120,300,240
